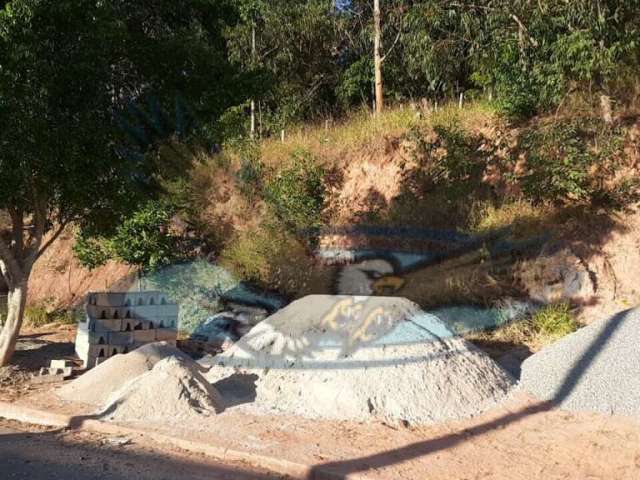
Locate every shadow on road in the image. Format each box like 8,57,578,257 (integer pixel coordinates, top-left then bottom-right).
0,425,282,480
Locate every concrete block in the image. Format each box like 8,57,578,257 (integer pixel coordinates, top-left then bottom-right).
107,331,134,345
132,329,156,343
76,343,111,368
76,329,108,345
108,345,127,356
50,360,73,370
92,318,123,333
155,328,178,342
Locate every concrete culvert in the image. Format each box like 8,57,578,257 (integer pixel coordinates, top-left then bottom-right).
521,308,640,417
203,295,515,425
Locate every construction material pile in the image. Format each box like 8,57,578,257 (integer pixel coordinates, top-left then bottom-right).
204,295,515,424
101,356,223,422
58,342,223,422
521,308,640,417
58,342,189,406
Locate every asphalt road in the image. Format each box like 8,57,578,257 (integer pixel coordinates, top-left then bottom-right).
0,423,284,480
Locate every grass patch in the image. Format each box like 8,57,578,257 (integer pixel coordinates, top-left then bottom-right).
532,302,579,340
24,305,80,327
467,302,579,351
469,200,553,237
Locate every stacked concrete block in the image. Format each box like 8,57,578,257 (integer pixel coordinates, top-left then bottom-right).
75,291,179,369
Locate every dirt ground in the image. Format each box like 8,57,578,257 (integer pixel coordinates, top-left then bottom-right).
0,417,285,479
3,324,640,479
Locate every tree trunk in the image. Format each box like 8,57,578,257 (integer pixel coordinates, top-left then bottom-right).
250,25,256,138
0,279,27,366
373,0,384,115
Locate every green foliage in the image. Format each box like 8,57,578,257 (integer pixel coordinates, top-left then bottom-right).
264,150,326,231
22,305,78,327
226,1,640,124
109,201,179,271
407,120,481,195
226,0,340,131
474,1,640,117
0,0,250,284
23,306,49,327
220,221,314,294
520,119,631,205
531,303,578,340
75,201,181,272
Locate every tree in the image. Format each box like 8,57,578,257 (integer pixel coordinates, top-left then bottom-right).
226,0,342,131
0,0,246,366
373,0,384,114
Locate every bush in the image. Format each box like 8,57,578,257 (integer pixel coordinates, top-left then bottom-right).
23,306,81,327
234,140,264,197
24,306,49,327
520,119,634,206
220,221,314,296
405,120,484,200
264,149,326,232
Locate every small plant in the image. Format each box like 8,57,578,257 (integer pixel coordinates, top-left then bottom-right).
24,306,50,327
220,221,313,295
531,302,578,341
520,119,633,206
466,302,578,351
264,149,326,232
234,140,264,197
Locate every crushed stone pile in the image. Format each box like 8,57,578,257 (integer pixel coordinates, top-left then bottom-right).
101,356,223,422
203,295,514,424
521,308,640,417
57,342,194,407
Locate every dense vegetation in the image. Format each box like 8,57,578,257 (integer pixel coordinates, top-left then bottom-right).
1,0,640,363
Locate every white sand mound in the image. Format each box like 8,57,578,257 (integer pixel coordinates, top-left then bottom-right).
101,356,223,422
204,295,514,424
58,342,193,407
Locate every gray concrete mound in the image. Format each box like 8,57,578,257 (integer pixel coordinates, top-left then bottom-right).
101,356,224,422
521,308,640,417
57,342,194,407
203,295,515,424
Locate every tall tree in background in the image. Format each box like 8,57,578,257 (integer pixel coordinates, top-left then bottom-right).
373,0,383,114
0,0,247,366
226,0,341,132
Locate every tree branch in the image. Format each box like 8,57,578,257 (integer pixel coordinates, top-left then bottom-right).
34,220,69,263
381,30,402,64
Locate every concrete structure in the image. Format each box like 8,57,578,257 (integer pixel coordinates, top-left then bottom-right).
75,291,179,368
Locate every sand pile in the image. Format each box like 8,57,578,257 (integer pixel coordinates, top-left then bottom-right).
521,308,640,417
58,342,193,407
203,295,514,424
101,356,223,422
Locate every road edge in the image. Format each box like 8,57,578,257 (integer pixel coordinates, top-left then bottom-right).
0,400,353,480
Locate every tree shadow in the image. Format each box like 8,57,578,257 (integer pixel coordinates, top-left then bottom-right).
0,426,281,479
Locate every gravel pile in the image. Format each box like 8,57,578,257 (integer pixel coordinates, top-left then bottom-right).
203,295,514,425
57,342,194,407
521,308,640,417
101,356,223,422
